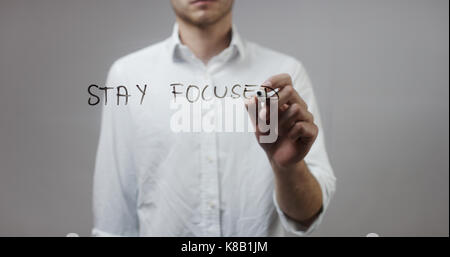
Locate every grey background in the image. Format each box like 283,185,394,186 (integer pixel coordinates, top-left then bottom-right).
0,0,448,236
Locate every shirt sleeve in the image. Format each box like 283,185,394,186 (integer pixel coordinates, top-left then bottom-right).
92,61,139,237
273,60,336,236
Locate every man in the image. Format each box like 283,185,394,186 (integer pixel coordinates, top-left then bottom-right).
92,0,335,236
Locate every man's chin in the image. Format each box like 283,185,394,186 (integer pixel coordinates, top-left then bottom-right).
189,16,220,27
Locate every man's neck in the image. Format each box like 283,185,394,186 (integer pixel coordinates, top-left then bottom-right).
176,15,232,64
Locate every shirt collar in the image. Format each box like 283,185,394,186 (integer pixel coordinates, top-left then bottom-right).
167,23,246,63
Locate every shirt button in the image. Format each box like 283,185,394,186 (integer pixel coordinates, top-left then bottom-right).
209,202,216,209
206,156,213,163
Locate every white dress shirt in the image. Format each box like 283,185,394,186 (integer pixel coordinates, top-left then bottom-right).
92,24,336,237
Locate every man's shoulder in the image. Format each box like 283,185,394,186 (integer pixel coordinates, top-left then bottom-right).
246,41,303,69
245,41,305,78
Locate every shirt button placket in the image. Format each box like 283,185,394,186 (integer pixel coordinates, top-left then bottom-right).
200,69,221,236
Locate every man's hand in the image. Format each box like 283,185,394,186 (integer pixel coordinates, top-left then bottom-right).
245,73,323,225
245,73,318,169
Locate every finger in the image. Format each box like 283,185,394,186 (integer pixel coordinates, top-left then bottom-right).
262,81,308,111
279,103,314,131
287,121,318,142
276,85,302,108
278,103,299,133
259,89,310,125
263,73,293,89
280,103,289,112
